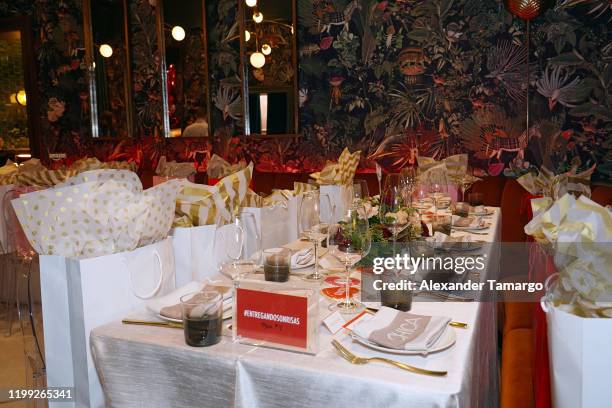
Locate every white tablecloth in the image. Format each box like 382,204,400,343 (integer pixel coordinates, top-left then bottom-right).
91,209,502,408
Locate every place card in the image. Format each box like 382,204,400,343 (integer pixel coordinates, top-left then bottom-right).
322,311,345,334
233,279,319,354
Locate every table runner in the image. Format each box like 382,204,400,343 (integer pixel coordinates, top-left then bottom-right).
91,210,502,408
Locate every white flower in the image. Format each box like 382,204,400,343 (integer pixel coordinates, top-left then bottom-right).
358,202,378,220
396,210,409,225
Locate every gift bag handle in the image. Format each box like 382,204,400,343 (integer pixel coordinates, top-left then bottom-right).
128,250,164,300
540,272,559,313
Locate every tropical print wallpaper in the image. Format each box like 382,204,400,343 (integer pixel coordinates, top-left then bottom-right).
1,0,610,183
292,0,611,181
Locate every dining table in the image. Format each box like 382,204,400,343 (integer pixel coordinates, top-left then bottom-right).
90,208,502,408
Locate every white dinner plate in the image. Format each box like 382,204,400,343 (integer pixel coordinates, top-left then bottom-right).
350,326,456,355
453,223,490,231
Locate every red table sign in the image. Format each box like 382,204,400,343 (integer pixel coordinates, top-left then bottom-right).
235,288,308,348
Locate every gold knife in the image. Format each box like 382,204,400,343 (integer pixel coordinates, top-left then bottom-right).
122,319,183,329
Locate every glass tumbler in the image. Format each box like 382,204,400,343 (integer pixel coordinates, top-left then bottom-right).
180,290,223,347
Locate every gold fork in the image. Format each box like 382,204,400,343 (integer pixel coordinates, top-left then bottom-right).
331,340,447,376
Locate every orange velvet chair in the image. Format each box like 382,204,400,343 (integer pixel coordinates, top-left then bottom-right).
500,178,530,242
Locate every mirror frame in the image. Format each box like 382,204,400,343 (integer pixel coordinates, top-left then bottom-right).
156,0,213,139
237,0,299,139
82,0,135,140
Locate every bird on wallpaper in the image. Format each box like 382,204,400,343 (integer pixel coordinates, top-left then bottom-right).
213,85,242,121
485,40,528,103
536,66,590,110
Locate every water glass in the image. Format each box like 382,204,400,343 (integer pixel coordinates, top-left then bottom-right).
263,248,291,282
180,290,223,347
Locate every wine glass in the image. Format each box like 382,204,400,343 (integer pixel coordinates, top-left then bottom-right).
235,213,262,266
299,191,333,281
427,168,450,213
400,167,417,206
352,179,370,202
327,203,371,314
214,217,244,279
213,213,260,279
459,169,475,203
379,174,410,241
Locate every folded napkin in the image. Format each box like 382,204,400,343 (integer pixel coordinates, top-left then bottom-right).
430,231,472,245
207,154,247,179
472,205,486,214
452,215,483,228
352,306,451,351
12,169,182,257
291,247,314,268
310,148,360,186
150,281,232,320
174,163,253,226
155,156,195,178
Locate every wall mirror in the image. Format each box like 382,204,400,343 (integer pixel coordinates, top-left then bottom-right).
0,16,41,158
83,0,134,139
239,0,298,137
157,0,211,138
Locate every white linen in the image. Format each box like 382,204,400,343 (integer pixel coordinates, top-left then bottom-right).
90,210,502,408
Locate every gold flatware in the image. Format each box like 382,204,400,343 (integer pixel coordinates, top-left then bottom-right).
331,340,447,376
122,319,183,329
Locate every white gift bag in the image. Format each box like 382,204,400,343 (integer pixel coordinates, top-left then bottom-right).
241,204,289,250
40,237,175,408
543,302,612,408
320,185,352,220
287,193,303,241
171,225,217,284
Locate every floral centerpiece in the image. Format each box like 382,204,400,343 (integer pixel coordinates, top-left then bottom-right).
357,195,423,243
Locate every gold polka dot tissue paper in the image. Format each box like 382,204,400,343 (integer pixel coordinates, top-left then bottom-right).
11,169,183,258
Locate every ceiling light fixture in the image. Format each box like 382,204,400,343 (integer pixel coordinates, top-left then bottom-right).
99,44,113,58
250,52,265,68
171,25,186,41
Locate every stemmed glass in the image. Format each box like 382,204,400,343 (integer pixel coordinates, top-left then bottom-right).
352,179,370,202
214,213,260,279
427,168,450,214
327,203,371,314
299,191,333,281
379,174,410,241
459,169,475,203
400,167,417,206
